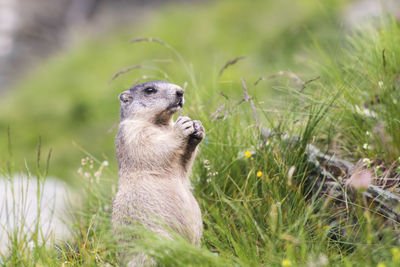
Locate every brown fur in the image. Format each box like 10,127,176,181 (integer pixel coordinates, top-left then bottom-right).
111,81,204,266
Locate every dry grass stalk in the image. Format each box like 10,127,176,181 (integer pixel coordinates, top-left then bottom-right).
108,65,142,84
300,76,320,92
241,78,259,128
218,91,229,100
129,37,166,46
254,71,303,86
107,120,120,134
218,56,246,77
209,104,226,121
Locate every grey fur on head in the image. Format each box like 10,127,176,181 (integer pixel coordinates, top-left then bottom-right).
119,81,185,123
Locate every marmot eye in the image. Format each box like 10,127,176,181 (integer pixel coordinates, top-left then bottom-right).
144,87,157,94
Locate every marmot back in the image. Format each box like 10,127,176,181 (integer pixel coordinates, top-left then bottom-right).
111,81,205,266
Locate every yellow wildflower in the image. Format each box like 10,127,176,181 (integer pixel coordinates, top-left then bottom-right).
244,150,252,158
257,171,262,177
392,247,400,262
377,263,386,267
282,259,292,267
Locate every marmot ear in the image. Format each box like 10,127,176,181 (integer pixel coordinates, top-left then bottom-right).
119,92,132,104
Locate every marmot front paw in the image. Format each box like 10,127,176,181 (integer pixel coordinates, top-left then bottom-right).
190,120,205,142
175,116,196,137
175,117,205,143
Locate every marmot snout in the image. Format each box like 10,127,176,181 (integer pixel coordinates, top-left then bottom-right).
112,81,204,266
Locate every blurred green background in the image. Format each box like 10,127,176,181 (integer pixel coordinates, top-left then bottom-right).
0,0,393,179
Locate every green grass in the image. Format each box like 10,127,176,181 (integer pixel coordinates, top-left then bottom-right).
2,1,400,266
0,0,343,179
314,18,400,166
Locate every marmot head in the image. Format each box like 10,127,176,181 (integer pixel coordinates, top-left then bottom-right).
119,81,184,124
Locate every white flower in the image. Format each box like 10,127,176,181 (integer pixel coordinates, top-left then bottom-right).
362,158,371,165
354,105,377,118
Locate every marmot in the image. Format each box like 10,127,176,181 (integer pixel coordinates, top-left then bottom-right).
111,81,204,266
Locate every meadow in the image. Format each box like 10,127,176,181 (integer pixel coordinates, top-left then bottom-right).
1,0,400,266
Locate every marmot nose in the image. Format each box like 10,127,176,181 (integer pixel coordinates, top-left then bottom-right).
176,89,184,98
